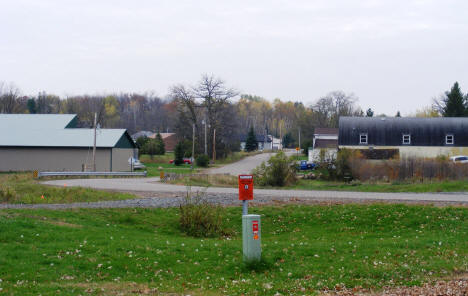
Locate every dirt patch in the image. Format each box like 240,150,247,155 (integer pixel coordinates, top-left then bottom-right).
24,215,82,228
66,282,221,296
321,274,468,296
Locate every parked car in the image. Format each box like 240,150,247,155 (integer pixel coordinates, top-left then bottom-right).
128,157,145,169
298,160,316,170
450,155,468,163
169,158,192,164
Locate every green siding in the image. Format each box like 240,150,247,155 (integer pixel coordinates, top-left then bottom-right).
64,116,78,128
115,131,137,148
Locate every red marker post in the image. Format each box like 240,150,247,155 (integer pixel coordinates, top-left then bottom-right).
238,174,253,215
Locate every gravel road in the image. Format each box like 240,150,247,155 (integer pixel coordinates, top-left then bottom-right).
1,177,467,209
206,152,275,175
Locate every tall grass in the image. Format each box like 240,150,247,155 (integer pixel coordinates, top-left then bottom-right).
346,153,468,182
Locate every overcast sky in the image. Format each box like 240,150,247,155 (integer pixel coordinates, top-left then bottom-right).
1,0,467,115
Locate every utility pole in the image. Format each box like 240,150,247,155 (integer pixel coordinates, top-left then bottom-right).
212,129,216,162
92,112,97,171
298,126,301,150
279,122,283,150
204,116,207,155
192,123,195,170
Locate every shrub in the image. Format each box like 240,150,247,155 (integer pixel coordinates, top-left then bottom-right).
253,151,296,187
0,185,17,202
179,189,230,237
196,155,210,167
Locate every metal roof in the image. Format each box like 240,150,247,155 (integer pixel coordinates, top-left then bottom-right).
0,114,77,130
339,116,468,147
0,114,135,148
1,128,131,148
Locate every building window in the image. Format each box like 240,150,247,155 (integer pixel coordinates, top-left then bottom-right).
446,134,454,145
359,133,368,144
402,134,411,145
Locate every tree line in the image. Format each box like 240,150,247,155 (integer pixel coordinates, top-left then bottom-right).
0,77,464,159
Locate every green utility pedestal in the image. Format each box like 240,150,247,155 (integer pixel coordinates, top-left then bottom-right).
242,214,261,262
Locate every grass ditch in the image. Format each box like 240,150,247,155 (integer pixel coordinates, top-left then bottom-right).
168,174,468,193
0,173,136,204
0,204,466,294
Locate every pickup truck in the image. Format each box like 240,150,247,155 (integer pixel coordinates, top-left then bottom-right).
298,160,316,170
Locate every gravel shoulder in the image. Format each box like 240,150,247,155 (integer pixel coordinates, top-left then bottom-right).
1,177,468,209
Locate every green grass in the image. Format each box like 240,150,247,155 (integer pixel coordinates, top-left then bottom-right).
0,173,136,204
0,204,467,295
169,173,468,193
290,179,468,193
144,162,200,177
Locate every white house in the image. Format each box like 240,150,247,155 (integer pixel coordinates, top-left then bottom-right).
308,128,338,162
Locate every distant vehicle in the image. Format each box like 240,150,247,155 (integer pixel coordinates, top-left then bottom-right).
128,157,145,169
298,160,316,170
169,158,192,164
450,155,468,163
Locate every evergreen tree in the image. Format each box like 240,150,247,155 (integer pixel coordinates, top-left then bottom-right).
27,98,36,114
443,82,466,117
245,127,257,152
282,132,294,148
396,111,401,117
174,141,184,165
366,108,374,117
155,133,165,155
143,139,158,159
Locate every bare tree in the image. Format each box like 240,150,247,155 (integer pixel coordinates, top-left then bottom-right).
313,91,362,127
0,82,21,113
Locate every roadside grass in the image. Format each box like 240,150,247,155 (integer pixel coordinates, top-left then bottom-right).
0,173,136,204
0,204,466,295
169,174,238,187
169,174,468,193
145,163,200,177
139,153,174,164
291,179,468,193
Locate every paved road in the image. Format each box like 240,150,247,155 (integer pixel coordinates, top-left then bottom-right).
36,177,468,204
206,152,275,175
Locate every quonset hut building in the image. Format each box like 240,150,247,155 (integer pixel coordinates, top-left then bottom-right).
338,116,468,159
0,114,137,172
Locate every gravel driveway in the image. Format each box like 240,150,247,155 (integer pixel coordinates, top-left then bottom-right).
1,177,467,209
206,152,275,175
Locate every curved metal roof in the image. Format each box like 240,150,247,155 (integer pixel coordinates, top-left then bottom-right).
339,117,468,147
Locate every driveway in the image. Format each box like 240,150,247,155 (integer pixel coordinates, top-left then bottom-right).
206,152,275,175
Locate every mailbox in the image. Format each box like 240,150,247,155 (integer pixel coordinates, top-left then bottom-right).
238,175,253,200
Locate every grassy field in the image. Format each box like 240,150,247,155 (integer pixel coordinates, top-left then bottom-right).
0,173,136,204
0,205,467,295
291,179,468,193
